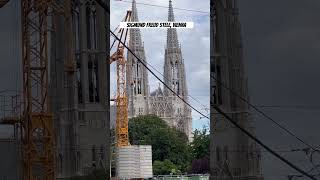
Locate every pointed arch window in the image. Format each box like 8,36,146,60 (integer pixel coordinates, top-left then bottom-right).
100,145,105,160
93,59,99,102
216,146,221,162
58,153,63,174
88,59,94,102
76,151,80,172
73,1,80,52
86,2,97,49
92,145,96,162
224,146,228,161
76,60,83,104
88,56,99,103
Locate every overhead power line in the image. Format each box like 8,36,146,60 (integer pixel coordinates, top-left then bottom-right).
211,74,319,153
109,31,316,180
142,58,209,112
110,30,209,120
96,1,317,179
114,0,209,14
213,106,316,180
257,105,320,111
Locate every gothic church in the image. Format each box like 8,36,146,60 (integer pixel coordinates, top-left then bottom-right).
126,0,193,141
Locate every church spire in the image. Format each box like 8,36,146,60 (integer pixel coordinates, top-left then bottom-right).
132,0,139,21
130,0,142,46
127,0,150,118
163,0,192,141
168,0,175,21
166,0,179,49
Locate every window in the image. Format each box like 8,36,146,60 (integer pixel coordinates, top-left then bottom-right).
76,60,82,104
224,146,228,160
88,57,100,103
216,146,221,162
100,145,105,160
86,2,97,49
73,3,80,52
88,59,94,102
216,65,222,105
76,151,80,172
93,59,99,102
174,61,178,79
58,153,63,174
86,5,91,49
92,145,96,162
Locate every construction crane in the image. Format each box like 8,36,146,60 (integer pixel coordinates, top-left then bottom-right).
0,0,55,178
110,10,132,147
20,0,73,179
21,0,55,179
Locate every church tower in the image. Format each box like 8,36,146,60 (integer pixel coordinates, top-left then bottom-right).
163,0,192,141
127,0,150,118
210,0,264,179
50,0,109,178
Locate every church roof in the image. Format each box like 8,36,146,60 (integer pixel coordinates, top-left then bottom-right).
150,86,163,96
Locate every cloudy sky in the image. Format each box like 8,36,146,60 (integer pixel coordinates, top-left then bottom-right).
239,0,320,179
110,0,211,130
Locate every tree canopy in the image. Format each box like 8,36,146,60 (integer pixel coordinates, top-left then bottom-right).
129,115,191,174
189,126,210,174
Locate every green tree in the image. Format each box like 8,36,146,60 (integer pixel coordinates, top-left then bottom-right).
128,115,191,174
190,126,210,159
153,159,177,175
189,126,210,174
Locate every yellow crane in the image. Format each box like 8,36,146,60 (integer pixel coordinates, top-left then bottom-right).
20,0,72,179
110,10,132,147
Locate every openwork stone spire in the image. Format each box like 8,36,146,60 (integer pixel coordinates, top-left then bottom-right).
130,0,143,47
127,0,150,118
166,0,179,49
163,0,192,141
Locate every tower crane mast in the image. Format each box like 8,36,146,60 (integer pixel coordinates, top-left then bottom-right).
20,0,73,179
21,0,55,179
110,10,132,147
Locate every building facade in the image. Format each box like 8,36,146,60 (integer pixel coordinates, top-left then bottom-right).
210,0,264,179
126,0,192,141
50,0,110,178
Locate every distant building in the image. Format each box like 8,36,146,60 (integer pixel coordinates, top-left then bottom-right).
126,0,192,141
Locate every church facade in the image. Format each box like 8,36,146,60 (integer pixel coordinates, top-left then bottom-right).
126,0,193,141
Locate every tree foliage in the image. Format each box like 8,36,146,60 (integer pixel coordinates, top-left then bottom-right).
189,127,210,174
129,115,191,174
190,127,210,159
153,159,179,175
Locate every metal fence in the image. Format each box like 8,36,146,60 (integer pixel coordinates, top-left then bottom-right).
153,175,209,180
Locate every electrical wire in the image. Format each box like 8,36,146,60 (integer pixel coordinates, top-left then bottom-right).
110,30,209,120
114,0,209,14
211,74,319,153
97,1,318,179
109,30,317,180
143,59,210,112
213,106,316,180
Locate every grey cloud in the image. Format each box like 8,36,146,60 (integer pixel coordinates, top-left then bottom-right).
239,0,320,179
